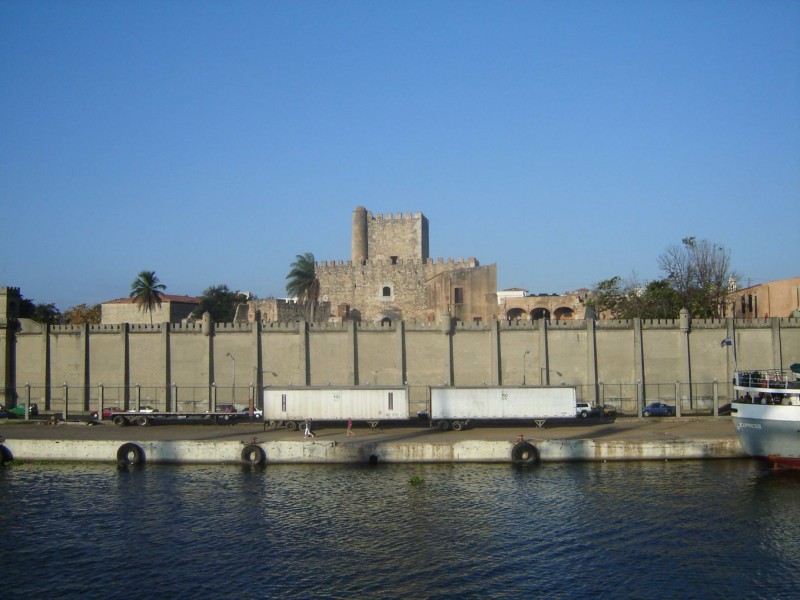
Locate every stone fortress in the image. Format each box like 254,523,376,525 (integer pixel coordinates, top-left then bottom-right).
248,206,587,325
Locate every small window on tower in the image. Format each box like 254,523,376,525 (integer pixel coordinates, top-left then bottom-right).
390,256,398,265
454,287,464,304
383,286,391,297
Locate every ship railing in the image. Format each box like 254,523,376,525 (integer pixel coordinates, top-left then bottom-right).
734,370,797,389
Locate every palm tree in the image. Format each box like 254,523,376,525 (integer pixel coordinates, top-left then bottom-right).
130,270,167,325
286,253,319,321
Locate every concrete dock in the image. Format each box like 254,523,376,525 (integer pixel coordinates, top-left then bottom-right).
0,416,745,465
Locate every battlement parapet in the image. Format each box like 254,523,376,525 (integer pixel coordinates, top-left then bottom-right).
171,322,203,331
129,323,162,332
49,324,84,333
88,324,124,332
371,211,422,222
316,257,480,273
213,322,252,331
309,322,347,331
261,321,302,331
357,321,397,331
641,319,679,328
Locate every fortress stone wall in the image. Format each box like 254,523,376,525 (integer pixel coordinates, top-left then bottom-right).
3,287,799,416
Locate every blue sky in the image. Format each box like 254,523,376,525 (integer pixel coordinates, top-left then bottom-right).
2,1,798,310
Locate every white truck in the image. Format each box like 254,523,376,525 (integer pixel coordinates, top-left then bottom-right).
430,386,578,430
263,387,410,430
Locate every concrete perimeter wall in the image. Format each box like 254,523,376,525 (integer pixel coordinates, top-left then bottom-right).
3,312,800,416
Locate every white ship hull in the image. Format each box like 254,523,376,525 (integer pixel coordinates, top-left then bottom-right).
731,402,800,469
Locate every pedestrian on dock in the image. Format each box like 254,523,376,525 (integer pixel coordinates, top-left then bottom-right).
515,433,525,445
304,419,315,439
346,417,355,437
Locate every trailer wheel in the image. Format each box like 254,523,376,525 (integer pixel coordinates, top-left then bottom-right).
511,441,539,466
286,421,298,431
438,420,450,431
112,415,128,427
451,421,464,431
241,444,266,465
136,416,150,426
117,443,145,465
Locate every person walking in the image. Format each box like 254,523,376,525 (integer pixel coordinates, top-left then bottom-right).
346,417,355,437
303,419,315,439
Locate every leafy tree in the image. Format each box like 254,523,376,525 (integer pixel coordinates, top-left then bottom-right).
18,296,61,324
286,252,319,321
586,276,625,318
589,237,735,319
130,270,166,325
64,304,102,325
658,237,735,318
193,284,248,322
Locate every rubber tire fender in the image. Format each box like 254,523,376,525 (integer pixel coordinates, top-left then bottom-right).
241,444,266,465
117,443,146,465
0,444,12,465
511,441,539,466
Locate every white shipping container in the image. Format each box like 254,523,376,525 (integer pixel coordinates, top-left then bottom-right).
431,387,577,420
264,387,410,421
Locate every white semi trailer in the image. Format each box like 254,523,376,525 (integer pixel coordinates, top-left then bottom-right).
263,387,410,430
430,386,578,430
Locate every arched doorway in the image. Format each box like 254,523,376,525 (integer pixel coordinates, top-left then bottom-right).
553,307,574,320
531,308,551,320
506,308,528,321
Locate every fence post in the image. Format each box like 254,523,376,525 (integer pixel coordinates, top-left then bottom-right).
25,382,31,421
173,383,178,413
713,379,719,417
63,382,69,420
675,381,681,417
136,383,141,412
637,380,643,420
212,382,217,412
99,383,104,421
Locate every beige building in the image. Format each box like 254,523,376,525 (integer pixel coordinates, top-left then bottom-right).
101,294,200,324
315,207,498,324
499,288,590,321
726,276,800,318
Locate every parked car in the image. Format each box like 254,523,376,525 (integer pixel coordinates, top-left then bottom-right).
576,402,598,418
642,402,676,417
241,407,263,418
214,404,237,413
8,403,39,417
136,406,158,413
102,407,122,418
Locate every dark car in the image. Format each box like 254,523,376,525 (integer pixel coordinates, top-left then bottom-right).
240,407,263,418
642,402,676,417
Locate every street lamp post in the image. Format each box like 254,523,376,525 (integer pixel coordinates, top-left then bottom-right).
226,352,236,403
523,351,530,385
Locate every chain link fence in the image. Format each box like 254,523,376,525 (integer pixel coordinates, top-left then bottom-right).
5,380,734,420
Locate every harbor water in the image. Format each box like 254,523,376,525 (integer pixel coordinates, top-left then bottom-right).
2,460,799,599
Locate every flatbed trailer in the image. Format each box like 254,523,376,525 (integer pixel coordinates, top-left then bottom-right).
107,411,259,426
264,387,410,430
430,386,578,430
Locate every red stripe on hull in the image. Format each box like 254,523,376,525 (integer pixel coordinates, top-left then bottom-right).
755,455,800,470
